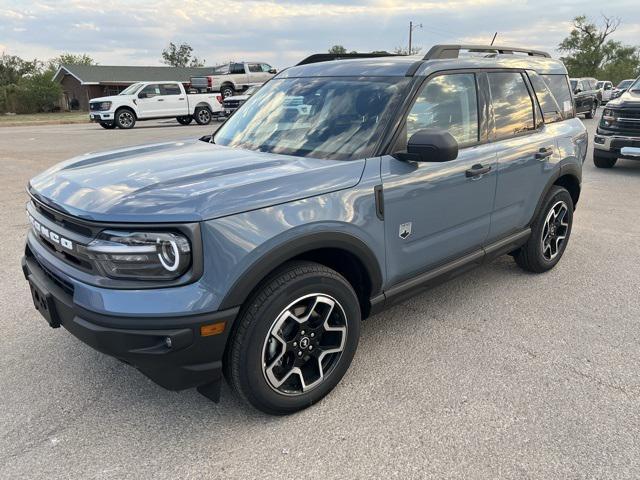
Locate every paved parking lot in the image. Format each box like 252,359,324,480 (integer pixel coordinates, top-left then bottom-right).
2,113,640,479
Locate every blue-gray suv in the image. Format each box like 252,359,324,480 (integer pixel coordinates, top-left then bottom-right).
22,45,587,414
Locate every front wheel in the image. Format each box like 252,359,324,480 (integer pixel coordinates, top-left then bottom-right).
593,152,617,168
194,107,212,125
114,109,136,129
225,261,361,415
514,186,573,273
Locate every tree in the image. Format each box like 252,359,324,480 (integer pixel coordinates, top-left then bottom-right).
161,42,205,67
558,15,640,84
49,53,95,68
0,53,39,86
393,45,422,55
328,45,347,55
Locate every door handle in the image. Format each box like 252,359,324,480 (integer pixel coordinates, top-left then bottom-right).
535,147,553,160
157,98,165,102
465,164,492,178
178,97,185,100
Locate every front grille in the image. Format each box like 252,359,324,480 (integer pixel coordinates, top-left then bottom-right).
89,103,99,111
26,246,75,296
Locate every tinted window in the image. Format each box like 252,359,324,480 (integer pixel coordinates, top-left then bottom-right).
541,74,574,119
230,63,245,74
140,84,161,98
248,63,261,73
261,63,273,73
488,72,535,140
406,73,478,147
161,83,181,95
528,71,562,124
214,77,409,161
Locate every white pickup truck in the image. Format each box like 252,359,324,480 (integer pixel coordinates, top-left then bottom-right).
89,81,223,129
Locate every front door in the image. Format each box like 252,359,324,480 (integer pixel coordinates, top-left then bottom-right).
136,84,165,118
382,72,497,286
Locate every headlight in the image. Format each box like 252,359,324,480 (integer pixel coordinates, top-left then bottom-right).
98,101,112,111
603,109,614,117
82,231,191,280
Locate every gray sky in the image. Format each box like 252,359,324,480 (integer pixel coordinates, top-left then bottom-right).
1,0,639,69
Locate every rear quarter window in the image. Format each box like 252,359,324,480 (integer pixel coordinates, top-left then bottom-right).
527,71,563,124
541,74,574,120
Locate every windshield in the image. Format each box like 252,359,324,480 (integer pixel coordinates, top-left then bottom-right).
629,78,640,91
120,83,143,95
214,77,409,160
617,80,633,90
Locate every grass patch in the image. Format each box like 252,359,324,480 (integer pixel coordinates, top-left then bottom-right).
0,112,89,126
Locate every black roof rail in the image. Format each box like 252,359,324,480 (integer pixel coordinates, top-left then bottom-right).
296,53,402,66
423,44,551,60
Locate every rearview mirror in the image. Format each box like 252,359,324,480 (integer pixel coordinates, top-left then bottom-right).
138,92,148,99
402,128,458,163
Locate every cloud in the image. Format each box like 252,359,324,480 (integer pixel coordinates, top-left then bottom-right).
0,0,638,68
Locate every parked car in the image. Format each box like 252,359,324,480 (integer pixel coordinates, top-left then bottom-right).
89,81,223,129
596,80,613,103
23,45,587,414
190,62,276,98
222,84,262,116
570,77,600,118
610,78,635,100
593,76,640,168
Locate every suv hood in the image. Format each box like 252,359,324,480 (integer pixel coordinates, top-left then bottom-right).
608,88,640,108
29,139,366,222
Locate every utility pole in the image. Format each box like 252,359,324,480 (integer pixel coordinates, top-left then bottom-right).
409,21,423,55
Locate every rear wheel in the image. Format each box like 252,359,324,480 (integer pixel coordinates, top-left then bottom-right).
99,122,116,129
593,152,617,168
114,109,136,129
194,107,212,125
176,115,193,125
221,85,235,98
514,186,573,273
225,261,361,415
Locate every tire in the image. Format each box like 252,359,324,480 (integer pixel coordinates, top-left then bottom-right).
194,107,212,125
99,122,116,129
176,115,193,125
221,85,235,98
225,261,361,415
593,152,617,168
514,186,573,273
114,109,136,129
585,100,597,119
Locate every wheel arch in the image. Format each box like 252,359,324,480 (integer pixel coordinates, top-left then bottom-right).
115,105,137,119
529,165,581,226
218,232,383,318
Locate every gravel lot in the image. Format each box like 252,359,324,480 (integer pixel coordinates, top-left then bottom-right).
1,114,640,479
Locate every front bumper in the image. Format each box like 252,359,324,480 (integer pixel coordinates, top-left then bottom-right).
594,132,640,159
22,252,238,397
89,112,114,122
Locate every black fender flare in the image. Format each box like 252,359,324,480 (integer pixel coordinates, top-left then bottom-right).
529,163,582,226
218,231,384,310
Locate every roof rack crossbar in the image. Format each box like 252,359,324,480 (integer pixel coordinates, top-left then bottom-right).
423,44,551,60
296,53,402,66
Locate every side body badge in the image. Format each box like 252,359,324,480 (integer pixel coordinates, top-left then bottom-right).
399,222,412,240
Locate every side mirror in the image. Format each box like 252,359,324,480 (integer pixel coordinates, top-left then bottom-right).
138,92,148,99
574,88,581,94
402,128,458,163
268,68,277,74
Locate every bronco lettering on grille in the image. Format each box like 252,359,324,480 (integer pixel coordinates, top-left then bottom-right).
27,212,74,251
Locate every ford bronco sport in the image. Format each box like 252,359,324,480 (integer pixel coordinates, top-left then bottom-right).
23,45,587,415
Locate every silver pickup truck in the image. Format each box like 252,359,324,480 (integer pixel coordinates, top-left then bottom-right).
190,62,276,98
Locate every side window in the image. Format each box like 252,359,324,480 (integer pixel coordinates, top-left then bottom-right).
527,71,563,124
541,74,574,119
248,63,261,73
488,72,535,140
161,83,181,95
140,84,161,98
261,63,273,73
230,63,245,74
405,73,479,148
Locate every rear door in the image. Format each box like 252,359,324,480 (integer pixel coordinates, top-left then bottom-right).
381,71,497,286
230,63,248,88
486,70,558,241
160,83,189,116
